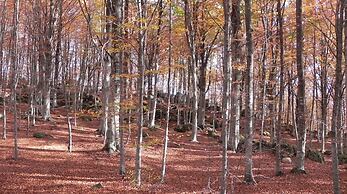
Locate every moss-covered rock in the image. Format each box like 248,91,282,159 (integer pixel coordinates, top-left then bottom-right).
80,114,93,121
174,124,192,133
306,149,325,163
33,132,47,138
338,153,347,165
148,125,161,131
281,143,296,156
254,140,273,151
207,128,220,139
92,183,103,189
82,94,101,111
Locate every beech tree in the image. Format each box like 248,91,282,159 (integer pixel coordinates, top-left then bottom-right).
147,0,163,129
161,0,173,183
220,0,231,192
229,0,242,152
330,0,344,193
135,0,147,187
244,0,256,184
183,0,198,142
292,0,307,174
119,0,129,178
11,0,20,160
0,0,7,140
1,0,347,193
275,0,285,176
103,0,122,154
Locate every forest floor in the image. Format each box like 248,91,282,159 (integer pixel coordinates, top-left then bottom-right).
0,106,346,193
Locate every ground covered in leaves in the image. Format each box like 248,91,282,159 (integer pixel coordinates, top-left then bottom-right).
0,107,346,193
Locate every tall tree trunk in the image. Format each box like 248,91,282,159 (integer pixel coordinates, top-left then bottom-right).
244,0,256,184
268,44,277,144
11,0,20,160
292,0,306,173
275,0,285,176
330,1,344,193
161,0,173,182
0,0,6,90
0,0,6,140
229,0,242,152
148,0,163,129
259,6,269,152
67,115,72,152
221,0,231,192
198,62,207,128
104,0,122,154
52,0,63,108
309,32,317,147
135,0,146,187
42,0,55,121
119,0,130,177
184,0,198,142
3,94,6,139
320,39,329,152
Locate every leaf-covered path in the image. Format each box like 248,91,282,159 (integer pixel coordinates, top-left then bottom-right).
0,108,346,193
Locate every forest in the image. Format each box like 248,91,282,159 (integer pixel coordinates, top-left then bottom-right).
0,0,346,193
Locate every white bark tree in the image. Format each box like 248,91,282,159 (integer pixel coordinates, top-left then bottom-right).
161,0,173,182
135,0,147,187
330,1,344,193
221,0,231,192
275,0,285,176
229,0,242,152
244,0,256,184
184,0,198,142
292,0,307,174
11,0,20,160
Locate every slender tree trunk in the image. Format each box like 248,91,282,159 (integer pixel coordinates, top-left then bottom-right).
135,0,146,187
330,1,344,193
309,32,317,147
286,71,291,125
198,59,207,128
52,0,63,108
259,8,269,152
275,0,285,176
11,0,20,160
184,0,198,142
221,0,231,192
26,112,30,136
292,0,306,173
320,39,328,153
0,0,6,90
104,0,123,154
67,115,72,152
42,0,55,121
244,0,256,184
148,0,163,129
100,39,111,138
268,50,277,144
3,95,6,139
119,0,130,177
229,0,241,152
0,0,6,139
161,0,172,182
